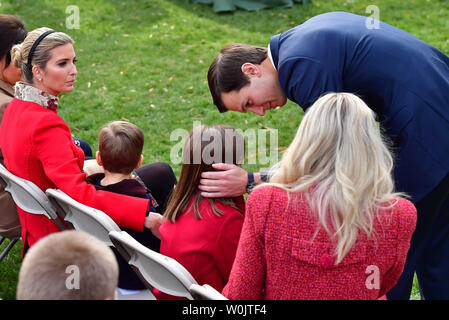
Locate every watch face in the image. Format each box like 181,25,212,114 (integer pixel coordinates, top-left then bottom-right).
260,171,269,182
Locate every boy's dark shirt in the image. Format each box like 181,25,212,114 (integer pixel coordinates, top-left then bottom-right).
86,173,160,290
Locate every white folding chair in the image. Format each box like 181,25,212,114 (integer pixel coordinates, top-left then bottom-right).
189,283,228,300
45,188,120,246
45,188,156,300
109,230,201,300
0,164,66,231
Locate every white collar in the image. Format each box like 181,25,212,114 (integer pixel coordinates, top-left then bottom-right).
267,43,276,70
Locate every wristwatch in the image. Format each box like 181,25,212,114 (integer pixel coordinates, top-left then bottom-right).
260,171,269,182
246,172,255,194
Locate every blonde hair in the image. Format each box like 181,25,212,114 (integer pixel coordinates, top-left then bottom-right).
17,230,118,300
10,27,73,83
266,92,404,264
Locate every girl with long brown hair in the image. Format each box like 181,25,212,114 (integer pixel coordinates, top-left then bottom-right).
155,124,245,299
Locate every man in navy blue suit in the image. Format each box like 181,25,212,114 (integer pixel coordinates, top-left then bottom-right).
202,11,449,299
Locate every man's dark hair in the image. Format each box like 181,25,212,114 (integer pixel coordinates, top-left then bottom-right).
207,44,267,113
0,14,27,66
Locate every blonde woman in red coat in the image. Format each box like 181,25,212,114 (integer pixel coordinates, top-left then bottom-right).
223,93,417,300
0,28,161,254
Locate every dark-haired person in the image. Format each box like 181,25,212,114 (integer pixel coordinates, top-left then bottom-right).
223,93,416,300
204,11,449,300
0,14,27,239
155,125,245,300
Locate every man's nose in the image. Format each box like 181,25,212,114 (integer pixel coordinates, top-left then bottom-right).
248,106,266,116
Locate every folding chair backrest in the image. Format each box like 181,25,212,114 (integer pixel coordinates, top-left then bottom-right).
109,230,198,299
189,283,228,300
0,164,65,230
46,188,120,246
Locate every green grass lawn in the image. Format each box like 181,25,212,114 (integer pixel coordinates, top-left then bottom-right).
1,0,448,300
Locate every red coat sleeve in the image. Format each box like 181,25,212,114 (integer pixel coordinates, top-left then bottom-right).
33,113,147,231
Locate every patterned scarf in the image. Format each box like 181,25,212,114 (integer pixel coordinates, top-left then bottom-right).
14,81,59,111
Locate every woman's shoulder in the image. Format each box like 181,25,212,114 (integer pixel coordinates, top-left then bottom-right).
8,98,58,116
375,197,417,238
1,98,60,133
392,197,417,231
392,197,416,214
246,184,309,219
249,184,290,199
18,99,66,125
248,184,304,208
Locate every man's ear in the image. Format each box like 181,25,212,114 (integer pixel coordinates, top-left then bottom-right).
96,151,103,166
135,155,143,169
241,63,261,78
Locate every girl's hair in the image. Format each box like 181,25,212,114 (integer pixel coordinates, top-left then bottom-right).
10,27,73,83
265,92,405,264
164,124,245,222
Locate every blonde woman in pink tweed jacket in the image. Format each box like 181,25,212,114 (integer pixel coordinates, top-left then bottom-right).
223,92,417,300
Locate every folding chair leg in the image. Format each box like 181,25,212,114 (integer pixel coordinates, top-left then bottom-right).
0,237,20,262
54,216,69,231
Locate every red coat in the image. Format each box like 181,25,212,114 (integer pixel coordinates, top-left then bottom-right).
223,185,417,300
0,98,148,251
155,195,245,299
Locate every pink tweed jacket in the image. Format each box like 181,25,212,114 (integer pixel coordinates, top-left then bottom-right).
223,185,417,300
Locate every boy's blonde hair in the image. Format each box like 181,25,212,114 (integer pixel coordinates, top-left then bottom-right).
98,120,144,174
17,230,118,300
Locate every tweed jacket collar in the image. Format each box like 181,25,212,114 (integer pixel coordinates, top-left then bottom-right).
14,81,59,111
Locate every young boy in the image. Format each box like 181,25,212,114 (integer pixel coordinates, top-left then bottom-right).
86,120,162,292
17,230,119,300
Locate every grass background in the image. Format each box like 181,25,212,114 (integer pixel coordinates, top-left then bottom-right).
2,0,448,300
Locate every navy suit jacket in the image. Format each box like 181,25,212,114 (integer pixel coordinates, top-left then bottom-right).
270,11,449,202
